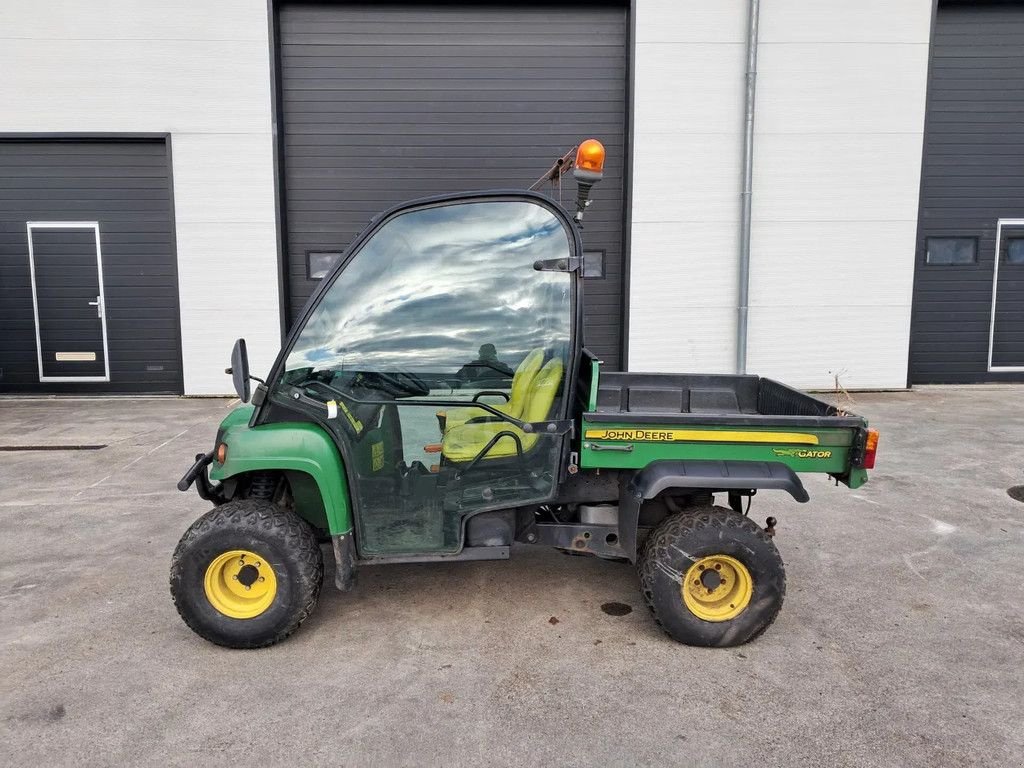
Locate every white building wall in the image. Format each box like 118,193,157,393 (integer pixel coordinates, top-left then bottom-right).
748,0,932,389
629,1,746,374
0,1,280,394
629,0,933,389
3,1,934,393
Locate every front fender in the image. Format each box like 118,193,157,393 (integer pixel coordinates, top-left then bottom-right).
618,460,808,563
210,419,352,536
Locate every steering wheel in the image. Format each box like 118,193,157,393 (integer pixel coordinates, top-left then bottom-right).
357,370,431,398
454,360,514,389
474,361,514,378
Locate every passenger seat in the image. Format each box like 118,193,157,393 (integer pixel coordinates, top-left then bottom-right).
438,347,544,433
440,357,564,463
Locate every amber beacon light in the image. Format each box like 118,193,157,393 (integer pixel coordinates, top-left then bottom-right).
575,138,606,175
572,138,605,224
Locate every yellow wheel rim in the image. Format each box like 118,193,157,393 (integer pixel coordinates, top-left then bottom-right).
203,549,277,619
682,554,753,622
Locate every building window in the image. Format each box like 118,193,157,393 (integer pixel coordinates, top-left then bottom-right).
925,237,976,265
307,251,342,280
583,249,605,278
1006,238,1024,265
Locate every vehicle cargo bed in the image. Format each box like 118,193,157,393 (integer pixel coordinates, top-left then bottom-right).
586,372,863,428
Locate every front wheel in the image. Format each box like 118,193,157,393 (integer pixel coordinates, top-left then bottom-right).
638,506,785,647
170,500,324,648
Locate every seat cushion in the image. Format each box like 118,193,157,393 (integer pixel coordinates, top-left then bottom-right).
441,358,564,463
441,421,535,463
441,348,545,433
443,400,513,432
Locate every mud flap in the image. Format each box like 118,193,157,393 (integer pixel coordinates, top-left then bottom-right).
331,532,357,591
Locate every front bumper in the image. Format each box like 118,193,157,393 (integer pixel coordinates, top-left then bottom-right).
176,451,223,502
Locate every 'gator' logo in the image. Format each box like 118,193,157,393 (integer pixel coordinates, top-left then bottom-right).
773,448,832,459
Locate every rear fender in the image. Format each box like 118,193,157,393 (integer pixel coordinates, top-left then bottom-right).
209,421,352,535
618,459,808,563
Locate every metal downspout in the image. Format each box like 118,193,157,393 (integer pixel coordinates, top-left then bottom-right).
737,0,760,374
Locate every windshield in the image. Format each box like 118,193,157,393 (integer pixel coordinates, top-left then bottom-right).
281,199,573,391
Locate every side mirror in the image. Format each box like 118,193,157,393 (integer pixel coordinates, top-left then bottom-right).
225,338,251,402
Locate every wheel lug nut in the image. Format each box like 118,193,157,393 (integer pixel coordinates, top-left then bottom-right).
255,562,261,568
258,577,265,583
232,575,238,580
714,564,722,571
245,585,251,591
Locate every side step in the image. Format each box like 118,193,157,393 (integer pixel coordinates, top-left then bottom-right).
357,546,510,566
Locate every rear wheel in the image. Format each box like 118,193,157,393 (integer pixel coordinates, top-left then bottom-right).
638,506,785,647
170,500,323,648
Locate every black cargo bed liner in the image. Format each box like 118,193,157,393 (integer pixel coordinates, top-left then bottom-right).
586,372,864,428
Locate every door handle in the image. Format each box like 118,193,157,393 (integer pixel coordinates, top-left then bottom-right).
87,296,102,318
586,442,633,452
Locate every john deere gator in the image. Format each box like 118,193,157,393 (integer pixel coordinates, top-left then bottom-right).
172,140,879,649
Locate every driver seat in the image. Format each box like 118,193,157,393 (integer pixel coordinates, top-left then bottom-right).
440,357,564,463
439,347,544,433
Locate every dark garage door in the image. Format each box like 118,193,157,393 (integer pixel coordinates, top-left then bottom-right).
277,1,628,368
0,139,182,393
910,1,1024,383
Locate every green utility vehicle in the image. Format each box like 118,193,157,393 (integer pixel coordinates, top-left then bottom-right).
172,140,879,649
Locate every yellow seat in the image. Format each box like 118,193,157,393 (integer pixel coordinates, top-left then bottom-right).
441,348,544,433
441,358,564,463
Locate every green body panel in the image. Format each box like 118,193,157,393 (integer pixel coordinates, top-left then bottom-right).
580,419,855,476
587,358,600,411
845,467,868,489
209,407,352,535
217,402,255,431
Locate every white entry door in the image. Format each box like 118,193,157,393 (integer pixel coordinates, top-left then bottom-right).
27,221,111,382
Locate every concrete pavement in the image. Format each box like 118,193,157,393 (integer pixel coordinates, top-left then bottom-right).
0,390,1022,766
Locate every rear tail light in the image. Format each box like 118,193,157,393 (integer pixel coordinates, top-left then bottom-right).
863,428,879,469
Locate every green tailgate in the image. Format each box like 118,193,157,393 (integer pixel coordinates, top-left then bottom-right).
580,419,866,487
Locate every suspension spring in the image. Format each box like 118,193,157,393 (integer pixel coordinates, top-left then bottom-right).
248,473,277,500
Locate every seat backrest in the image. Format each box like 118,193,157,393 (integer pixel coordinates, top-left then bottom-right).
507,348,545,417
522,358,565,424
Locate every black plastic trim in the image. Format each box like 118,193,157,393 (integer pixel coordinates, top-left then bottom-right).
617,459,809,562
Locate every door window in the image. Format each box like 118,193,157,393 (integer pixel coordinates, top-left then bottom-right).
278,198,574,554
